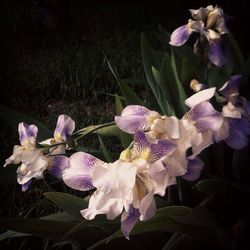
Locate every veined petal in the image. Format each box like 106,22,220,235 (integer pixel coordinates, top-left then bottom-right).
48,156,69,178
131,131,176,163
208,40,227,66
62,152,104,191
169,25,192,46
185,87,216,108
18,123,38,147
54,115,75,142
121,205,140,239
115,105,160,134
219,75,242,101
182,157,204,181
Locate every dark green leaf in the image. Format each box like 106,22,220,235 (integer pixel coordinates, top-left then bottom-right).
44,192,88,220
98,134,113,162
194,178,233,195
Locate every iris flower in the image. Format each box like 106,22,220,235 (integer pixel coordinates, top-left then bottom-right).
169,5,228,66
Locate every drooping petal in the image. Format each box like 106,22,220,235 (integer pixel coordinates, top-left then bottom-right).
48,156,69,178
214,118,230,142
81,190,124,220
208,40,227,67
115,105,160,134
169,25,192,46
131,131,176,163
185,87,216,108
121,205,140,239
139,189,156,221
225,118,250,150
54,115,75,142
191,102,223,132
18,123,38,147
182,157,204,181
219,75,242,101
62,152,103,191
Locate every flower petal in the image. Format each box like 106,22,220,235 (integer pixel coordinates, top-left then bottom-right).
191,102,223,132
54,115,75,141
48,156,69,178
121,205,140,239
225,118,250,149
18,123,38,146
169,25,192,46
139,189,156,221
208,40,227,66
131,131,176,163
62,152,103,191
185,87,216,108
22,180,32,192
219,75,242,101
189,6,212,20
182,157,204,181
4,145,24,167
115,105,160,134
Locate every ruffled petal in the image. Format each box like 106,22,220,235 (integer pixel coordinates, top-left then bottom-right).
4,145,24,167
185,87,216,108
54,115,75,142
169,25,192,46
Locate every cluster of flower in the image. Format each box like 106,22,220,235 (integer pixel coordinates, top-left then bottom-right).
3,5,250,239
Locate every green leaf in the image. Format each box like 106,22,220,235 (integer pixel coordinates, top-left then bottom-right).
194,178,233,195
44,192,88,220
141,33,171,114
0,230,30,241
115,94,123,115
106,57,143,105
98,134,113,162
0,104,52,141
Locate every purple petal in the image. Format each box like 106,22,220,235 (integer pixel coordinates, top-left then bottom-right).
169,25,192,46
115,105,159,134
62,152,104,191
22,180,32,192
191,102,223,132
49,156,69,178
219,75,242,100
225,118,250,149
18,123,38,144
121,205,140,239
208,40,227,66
54,115,75,141
182,157,204,181
132,131,176,163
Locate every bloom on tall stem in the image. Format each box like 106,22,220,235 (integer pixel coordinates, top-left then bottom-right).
169,5,228,66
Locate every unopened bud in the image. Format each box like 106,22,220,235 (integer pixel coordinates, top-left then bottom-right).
190,79,207,92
